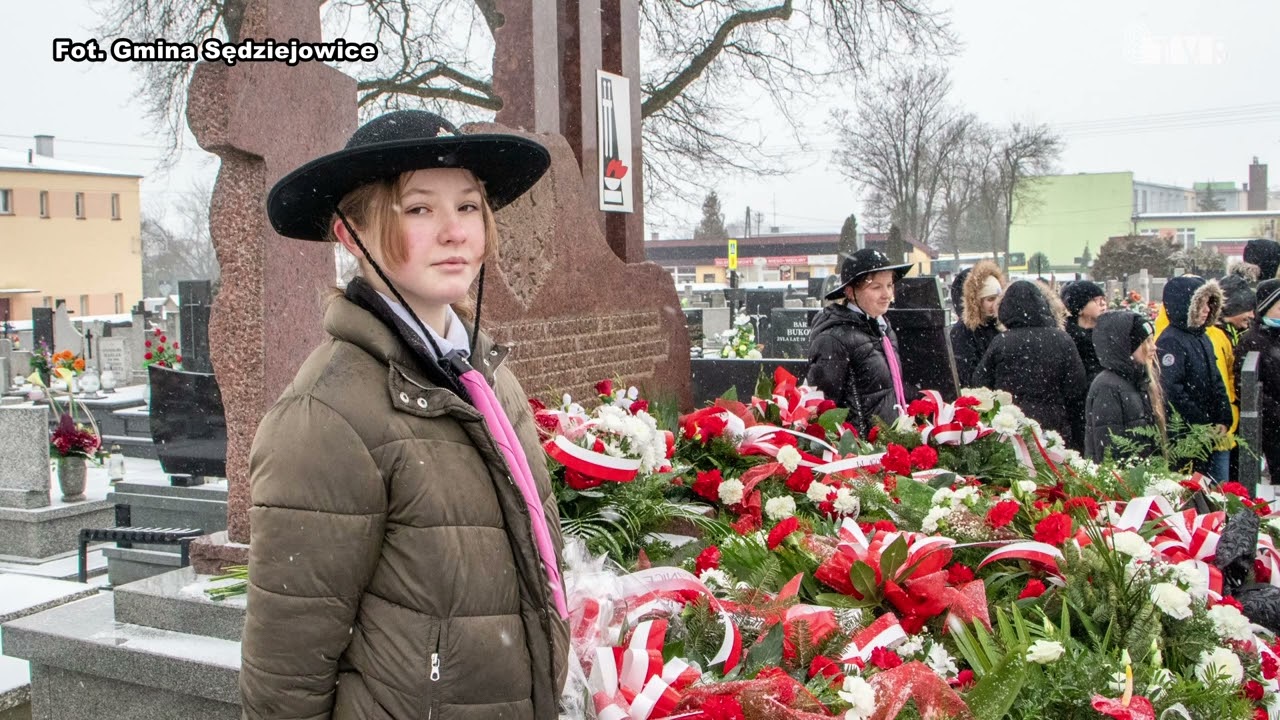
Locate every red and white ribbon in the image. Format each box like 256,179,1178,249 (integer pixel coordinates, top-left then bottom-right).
840,612,909,663
739,424,838,462
545,435,641,483
915,390,993,447
979,541,1064,574
815,453,887,475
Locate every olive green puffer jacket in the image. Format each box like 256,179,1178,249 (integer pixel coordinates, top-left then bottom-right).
240,293,568,720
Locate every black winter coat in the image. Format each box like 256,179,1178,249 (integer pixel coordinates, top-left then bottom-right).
972,281,1087,447
807,303,912,436
1066,320,1104,446
1156,276,1232,430
950,319,1001,389
1085,312,1159,462
1233,323,1280,472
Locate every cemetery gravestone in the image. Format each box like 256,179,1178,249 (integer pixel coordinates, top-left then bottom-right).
885,276,960,401
767,308,819,359
97,338,130,383
30,309,52,356
178,281,214,374
0,407,51,510
683,309,704,351
51,303,82,357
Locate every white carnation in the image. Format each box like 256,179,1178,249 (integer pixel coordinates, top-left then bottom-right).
951,485,979,506
1171,561,1210,600
990,410,1020,434
833,487,860,515
922,506,951,534
807,481,834,504
764,496,797,521
839,676,877,720
993,390,1014,407
718,479,745,506
776,445,802,473
925,643,958,676
1025,640,1065,664
1207,604,1253,642
931,487,955,505
746,349,762,359
1015,480,1037,496
892,413,917,433
1146,478,1185,501
897,636,925,657
1044,430,1065,450
1195,648,1244,685
960,387,995,412
1149,583,1192,620
698,568,731,589
1109,531,1153,560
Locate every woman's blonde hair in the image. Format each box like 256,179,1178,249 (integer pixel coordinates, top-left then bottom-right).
327,170,500,324
1141,336,1168,440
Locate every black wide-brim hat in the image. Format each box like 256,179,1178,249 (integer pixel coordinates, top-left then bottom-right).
267,110,551,241
824,248,915,300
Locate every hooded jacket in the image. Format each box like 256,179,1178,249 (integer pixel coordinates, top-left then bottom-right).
972,281,1087,447
949,261,1003,388
1155,276,1232,434
240,280,568,720
1085,312,1159,462
806,302,910,436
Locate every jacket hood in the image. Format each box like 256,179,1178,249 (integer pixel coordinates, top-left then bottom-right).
1162,275,1222,333
950,268,971,315
811,302,876,336
998,280,1057,329
961,260,1005,330
1244,238,1280,281
1093,310,1152,375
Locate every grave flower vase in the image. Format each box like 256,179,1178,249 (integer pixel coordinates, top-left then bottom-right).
57,455,87,502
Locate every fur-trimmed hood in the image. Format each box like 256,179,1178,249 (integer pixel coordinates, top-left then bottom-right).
961,260,1005,330
1163,275,1222,334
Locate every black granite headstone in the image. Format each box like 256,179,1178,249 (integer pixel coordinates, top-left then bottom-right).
767,308,819,359
1239,350,1262,493
807,277,826,299
682,308,704,351
31,307,53,354
884,276,960,402
178,280,214,373
148,364,227,483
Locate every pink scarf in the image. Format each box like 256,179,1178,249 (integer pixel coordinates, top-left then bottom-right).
457,369,569,620
881,335,908,410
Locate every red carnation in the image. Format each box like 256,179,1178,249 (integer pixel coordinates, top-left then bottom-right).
816,399,837,415
1243,680,1266,702
731,514,760,535
947,564,975,585
1262,653,1278,680
153,327,161,336
869,647,903,670
159,335,166,343
629,399,649,414
1033,512,1073,546
954,396,982,408
1018,579,1047,599
985,499,1020,529
867,426,879,443
1256,560,1272,584
882,444,912,476
172,342,179,349
144,340,152,348
1254,708,1268,720
175,355,182,363
954,407,980,428
872,520,897,533
785,466,814,493
809,655,844,684
951,669,976,689
1220,482,1251,499
906,397,938,418
1214,596,1245,612
767,517,800,550
692,469,723,502
594,379,614,397
694,546,721,575
909,445,938,470
1063,496,1100,518
143,352,153,360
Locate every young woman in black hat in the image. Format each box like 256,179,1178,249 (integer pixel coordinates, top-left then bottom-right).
806,248,915,437
1084,311,1166,462
240,111,568,719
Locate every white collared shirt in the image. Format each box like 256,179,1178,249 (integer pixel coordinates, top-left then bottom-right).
377,292,470,359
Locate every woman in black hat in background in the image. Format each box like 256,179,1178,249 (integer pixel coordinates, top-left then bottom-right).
807,248,915,437
241,111,568,719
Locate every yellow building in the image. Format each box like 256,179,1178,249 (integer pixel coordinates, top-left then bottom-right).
0,138,143,325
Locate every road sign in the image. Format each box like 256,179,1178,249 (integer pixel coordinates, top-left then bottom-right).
727,239,738,270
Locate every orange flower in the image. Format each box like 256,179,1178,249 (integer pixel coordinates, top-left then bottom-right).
73,358,85,372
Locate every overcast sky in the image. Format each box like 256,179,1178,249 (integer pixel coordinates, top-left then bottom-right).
3,0,1279,239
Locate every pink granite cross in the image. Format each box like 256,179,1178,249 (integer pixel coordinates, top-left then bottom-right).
186,0,356,563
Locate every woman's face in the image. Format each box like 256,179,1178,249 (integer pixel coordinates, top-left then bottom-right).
1267,302,1280,320
852,270,896,318
350,168,487,312
981,294,1000,319
1132,337,1154,364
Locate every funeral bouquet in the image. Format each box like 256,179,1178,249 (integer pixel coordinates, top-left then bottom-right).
719,314,764,359
142,327,181,369
1111,290,1159,322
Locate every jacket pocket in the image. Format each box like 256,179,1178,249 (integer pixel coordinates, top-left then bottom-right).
427,618,444,718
